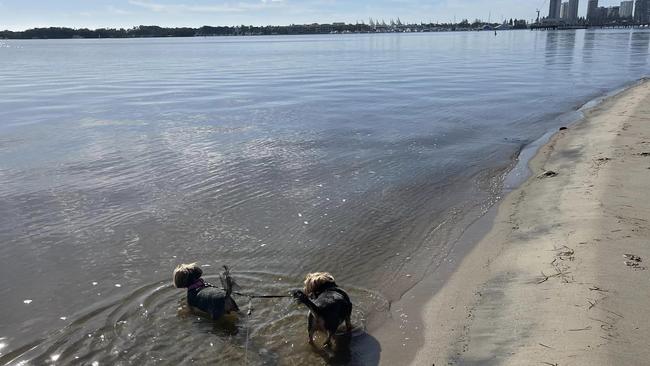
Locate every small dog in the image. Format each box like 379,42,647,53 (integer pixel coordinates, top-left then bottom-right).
292,272,353,348
173,263,239,320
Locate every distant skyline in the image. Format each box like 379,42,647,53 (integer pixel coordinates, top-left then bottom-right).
0,0,632,30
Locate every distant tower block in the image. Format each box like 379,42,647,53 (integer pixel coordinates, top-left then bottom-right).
587,0,599,22
568,0,580,21
549,0,562,19
560,2,569,19
635,0,649,23
620,1,634,18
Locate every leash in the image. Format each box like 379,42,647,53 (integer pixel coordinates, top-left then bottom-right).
233,291,293,299
244,297,252,366
238,291,292,365
214,267,293,365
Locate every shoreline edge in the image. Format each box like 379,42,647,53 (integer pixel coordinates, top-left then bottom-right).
408,79,650,365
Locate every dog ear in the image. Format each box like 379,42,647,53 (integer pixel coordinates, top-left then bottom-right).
173,265,189,288
187,263,203,282
303,276,312,295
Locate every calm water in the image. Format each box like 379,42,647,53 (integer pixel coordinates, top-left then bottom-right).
0,30,649,365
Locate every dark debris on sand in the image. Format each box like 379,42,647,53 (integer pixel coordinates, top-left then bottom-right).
538,170,559,179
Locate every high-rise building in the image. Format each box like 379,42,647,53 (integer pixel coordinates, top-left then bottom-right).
568,0,580,21
620,1,634,17
561,2,570,19
599,6,609,20
587,0,599,22
549,0,562,19
635,0,649,22
608,6,620,19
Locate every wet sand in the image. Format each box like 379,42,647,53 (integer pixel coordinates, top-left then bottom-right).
409,79,650,365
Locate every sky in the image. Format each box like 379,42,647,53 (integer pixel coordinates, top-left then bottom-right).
0,0,628,30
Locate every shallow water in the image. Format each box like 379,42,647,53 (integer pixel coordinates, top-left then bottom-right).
0,30,649,365
1,271,386,365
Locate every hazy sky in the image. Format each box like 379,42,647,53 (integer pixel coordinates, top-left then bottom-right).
0,0,625,30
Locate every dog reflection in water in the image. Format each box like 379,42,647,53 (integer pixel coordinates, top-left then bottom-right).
173,263,240,322
292,272,353,351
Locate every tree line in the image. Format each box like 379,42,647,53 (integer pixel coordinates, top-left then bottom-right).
0,21,530,39
2,25,373,39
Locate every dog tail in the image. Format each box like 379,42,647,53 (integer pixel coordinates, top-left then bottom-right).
292,290,323,317
220,265,235,297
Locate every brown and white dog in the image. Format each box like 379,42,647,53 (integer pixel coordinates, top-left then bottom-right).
292,272,353,348
173,263,239,320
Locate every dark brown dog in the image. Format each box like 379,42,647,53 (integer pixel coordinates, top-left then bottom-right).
292,272,352,348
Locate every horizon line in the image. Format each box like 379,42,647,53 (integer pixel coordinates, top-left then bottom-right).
1,17,538,33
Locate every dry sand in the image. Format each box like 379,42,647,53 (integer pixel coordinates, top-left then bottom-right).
410,80,650,366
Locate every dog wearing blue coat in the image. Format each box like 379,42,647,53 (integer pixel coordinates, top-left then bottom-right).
173,263,239,320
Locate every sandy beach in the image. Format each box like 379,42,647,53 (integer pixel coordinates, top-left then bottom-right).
410,79,650,365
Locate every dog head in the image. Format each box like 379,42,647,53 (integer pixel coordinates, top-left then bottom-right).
303,272,337,297
173,263,203,288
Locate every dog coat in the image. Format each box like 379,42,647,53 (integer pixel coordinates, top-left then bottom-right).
187,279,228,320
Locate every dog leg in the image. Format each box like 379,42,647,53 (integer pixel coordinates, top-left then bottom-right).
308,312,316,345
225,296,240,314
323,332,333,349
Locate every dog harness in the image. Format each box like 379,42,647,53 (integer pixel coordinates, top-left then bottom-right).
187,278,211,291
312,283,353,308
324,287,352,306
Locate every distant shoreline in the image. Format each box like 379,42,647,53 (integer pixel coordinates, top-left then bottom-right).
0,20,529,40
3,22,649,40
